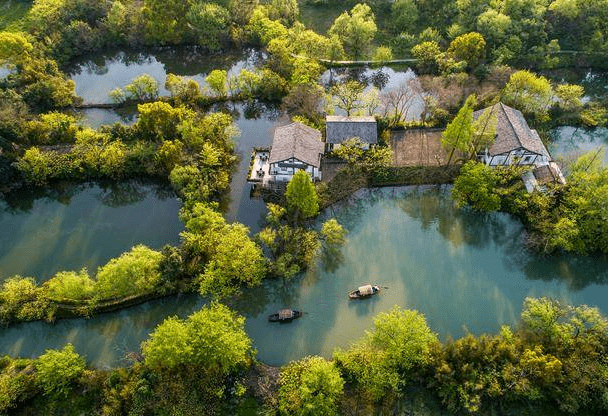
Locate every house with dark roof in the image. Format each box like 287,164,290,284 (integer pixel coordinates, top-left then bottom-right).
326,115,377,152
474,103,550,167
267,122,325,183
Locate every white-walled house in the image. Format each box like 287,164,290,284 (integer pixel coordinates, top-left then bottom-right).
326,116,377,152
267,122,325,183
474,103,550,167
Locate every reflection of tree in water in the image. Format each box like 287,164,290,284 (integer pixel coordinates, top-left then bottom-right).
227,278,302,318
95,180,175,207
0,182,87,213
320,246,345,273
394,190,517,249
518,252,608,291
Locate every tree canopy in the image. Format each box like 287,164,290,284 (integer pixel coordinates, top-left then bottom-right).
285,170,319,222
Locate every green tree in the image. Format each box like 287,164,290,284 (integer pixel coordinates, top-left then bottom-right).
441,94,476,164
0,32,33,62
198,223,267,298
268,0,299,25
334,306,437,399
124,74,159,101
452,161,501,211
502,70,553,121
44,269,95,302
372,45,393,65
392,0,418,32
35,344,85,397
278,356,344,416
142,302,253,375
555,84,584,112
143,0,193,44
165,74,201,103
285,170,319,222
328,3,377,60
95,245,163,299
0,276,49,323
205,69,228,98
331,80,365,117
185,2,229,51
321,219,347,245
447,32,486,68
470,105,497,159
411,40,441,73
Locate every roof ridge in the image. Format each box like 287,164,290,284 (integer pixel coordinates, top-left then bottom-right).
498,103,525,149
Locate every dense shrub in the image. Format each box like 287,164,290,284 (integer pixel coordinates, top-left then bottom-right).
35,344,85,397
94,245,163,299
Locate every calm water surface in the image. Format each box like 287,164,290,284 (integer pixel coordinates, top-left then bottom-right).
68,48,260,104
549,126,608,165
1,187,607,367
0,181,182,282
2,58,607,367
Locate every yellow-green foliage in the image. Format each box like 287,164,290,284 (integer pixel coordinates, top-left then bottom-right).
0,357,35,413
279,356,344,416
35,344,85,397
95,245,163,299
334,306,438,400
142,302,252,376
44,269,95,302
0,276,49,323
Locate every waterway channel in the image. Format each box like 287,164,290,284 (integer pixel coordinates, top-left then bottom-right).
1,187,608,368
1,49,608,368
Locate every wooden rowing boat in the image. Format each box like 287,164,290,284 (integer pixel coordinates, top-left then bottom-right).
348,284,380,299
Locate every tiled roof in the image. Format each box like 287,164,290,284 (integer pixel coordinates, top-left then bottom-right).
326,115,378,144
269,122,324,168
474,103,549,158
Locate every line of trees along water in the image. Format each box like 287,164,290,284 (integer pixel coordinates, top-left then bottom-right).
1,0,608,414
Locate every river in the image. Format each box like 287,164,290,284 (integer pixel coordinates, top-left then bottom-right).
0,180,182,282
1,187,607,367
1,50,607,367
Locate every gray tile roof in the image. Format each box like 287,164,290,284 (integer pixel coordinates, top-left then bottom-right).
326,115,378,145
269,122,324,168
474,103,549,158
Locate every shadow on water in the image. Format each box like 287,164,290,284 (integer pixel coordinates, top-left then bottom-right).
0,179,182,282
2,187,608,368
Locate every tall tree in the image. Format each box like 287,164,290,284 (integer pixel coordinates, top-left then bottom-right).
328,3,377,60
279,356,344,416
285,170,319,222
502,70,553,121
441,94,476,164
142,302,253,378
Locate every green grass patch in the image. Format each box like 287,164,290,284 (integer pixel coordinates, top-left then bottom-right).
0,0,31,31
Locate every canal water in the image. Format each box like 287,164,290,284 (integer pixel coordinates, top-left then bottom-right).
1,50,608,367
1,187,607,368
0,181,182,282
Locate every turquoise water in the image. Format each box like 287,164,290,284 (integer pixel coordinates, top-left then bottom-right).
1,187,606,367
0,181,183,282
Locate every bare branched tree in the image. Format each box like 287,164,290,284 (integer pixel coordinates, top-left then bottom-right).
380,78,423,126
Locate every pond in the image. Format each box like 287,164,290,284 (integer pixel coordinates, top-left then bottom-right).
0,180,183,282
1,187,607,367
67,47,261,105
548,126,608,166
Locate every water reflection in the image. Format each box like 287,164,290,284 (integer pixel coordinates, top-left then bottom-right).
1,187,607,367
0,180,182,281
548,126,608,166
68,48,261,104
